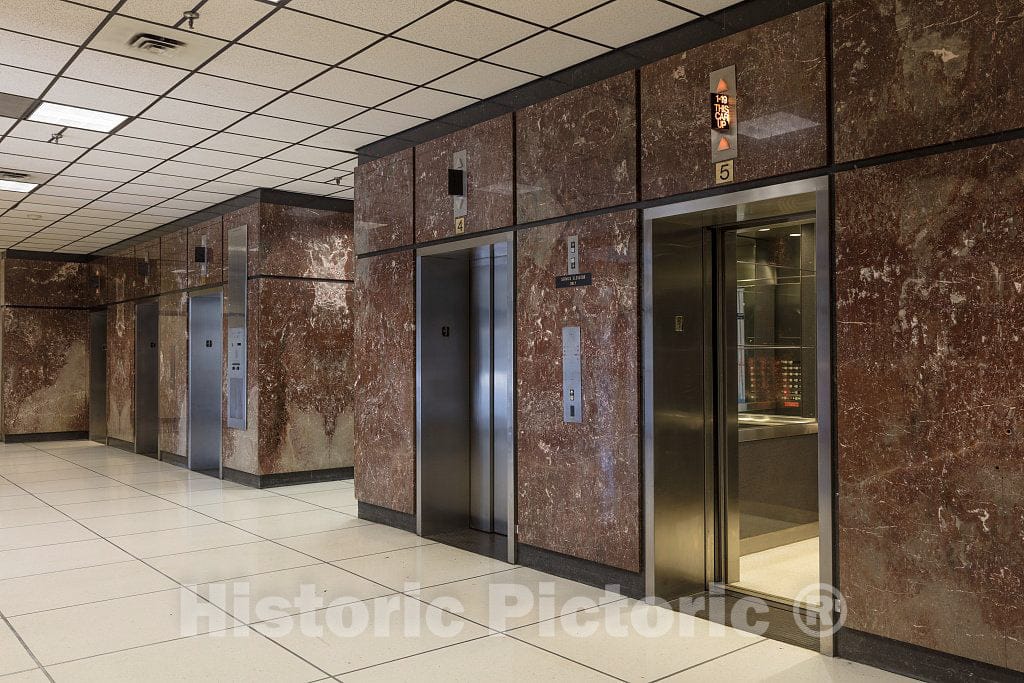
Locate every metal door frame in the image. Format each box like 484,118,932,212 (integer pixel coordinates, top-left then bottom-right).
642,177,834,654
188,287,224,478
134,298,160,456
416,232,517,564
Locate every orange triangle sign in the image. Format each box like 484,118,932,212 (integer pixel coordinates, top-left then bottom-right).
716,79,729,93
718,137,731,151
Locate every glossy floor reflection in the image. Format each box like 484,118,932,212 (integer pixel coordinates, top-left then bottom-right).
0,441,904,682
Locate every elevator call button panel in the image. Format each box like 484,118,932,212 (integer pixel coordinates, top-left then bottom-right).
562,326,583,423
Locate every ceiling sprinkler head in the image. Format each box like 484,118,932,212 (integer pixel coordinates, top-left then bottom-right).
48,129,64,144
331,176,343,185
183,10,199,29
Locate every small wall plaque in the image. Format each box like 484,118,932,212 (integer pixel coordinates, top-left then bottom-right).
715,160,735,185
555,273,593,288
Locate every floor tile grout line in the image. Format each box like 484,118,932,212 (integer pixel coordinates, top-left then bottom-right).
647,638,769,682
0,609,58,683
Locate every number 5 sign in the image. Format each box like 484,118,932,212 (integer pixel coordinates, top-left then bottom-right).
715,159,735,185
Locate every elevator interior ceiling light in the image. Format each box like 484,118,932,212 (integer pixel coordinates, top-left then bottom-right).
789,233,801,237
0,179,38,193
28,102,128,133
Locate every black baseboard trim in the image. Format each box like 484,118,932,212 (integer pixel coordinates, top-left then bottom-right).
106,437,135,452
517,544,645,599
3,431,88,443
837,627,1023,682
358,502,417,533
222,466,354,489
160,451,187,468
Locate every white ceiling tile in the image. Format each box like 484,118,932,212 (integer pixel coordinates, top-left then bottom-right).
197,181,253,197
270,146,356,168
0,117,14,135
199,133,289,157
70,0,119,9
8,120,107,147
339,109,425,136
6,208,66,219
397,2,539,58
381,87,477,119
96,136,188,159
428,61,536,100
46,78,157,116
160,198,213,211
117,183,183,199
298,68,412,107
0,190,31,202
0,217,55,228
560,0,697,47
471,0,603,25
118,119,213,146
258,94,364,126
217,170,290,187
665,0,741,14
170,73,284,111
141,207,193,218
0,152,68,174
176,189,234,203
44,176,120,192
487,31,607,75
143,99,248,130
24,192,95,205
286,0,446,33
293,169,351,183
62,164,139,182
98,193,158,207
175,147,259,170
119,0,274,41
76,150,161,172
242,9,381,65
202,45,324,90
0,64,54,98
226,115,324,143
304,128,382,152
342,39,471,85
0,138,86,163
75,208,134,219
63,50,188,95
243,159,321,179
131,173,205,190
150,160,224,180
276,180,336,196
2,0,107,43
0,30,77,73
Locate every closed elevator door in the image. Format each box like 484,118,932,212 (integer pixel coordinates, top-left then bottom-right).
89,310,107,442
418,239,513,559
189,293,223,474
135,301,159,456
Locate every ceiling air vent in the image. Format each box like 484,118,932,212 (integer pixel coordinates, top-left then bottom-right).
0,171,30,181
128,32,186,56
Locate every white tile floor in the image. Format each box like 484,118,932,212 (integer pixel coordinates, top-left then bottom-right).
0,441,907,682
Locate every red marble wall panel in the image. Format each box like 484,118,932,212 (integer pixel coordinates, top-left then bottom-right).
1,307,88,435
2,258,90,308
105,249,132,303
354,149,414,254
353,252,416,513
834,0,1024,162
106,301,135,443
835,142,1024,671
158,292,188,458
415,115,513,242
160,229,189,294
131,238,161,299
516,73,636,224
257,279,354,474
188,218,224,288
641,4,827,199
516,210,640,572
257,203,354,280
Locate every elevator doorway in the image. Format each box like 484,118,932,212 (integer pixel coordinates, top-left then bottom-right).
643,179,834,652
417,234,515,563
188,290,223,476
134,300,159,456
89,310,107,443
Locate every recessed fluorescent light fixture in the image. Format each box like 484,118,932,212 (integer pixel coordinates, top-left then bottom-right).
0,179,38,193
789,233,801,238
28,102,127,133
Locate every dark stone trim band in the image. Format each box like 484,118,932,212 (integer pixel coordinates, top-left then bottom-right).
5,250,91,263
357,501,417,533
160,451,187,468
3,430,88,443
106,437,135,453
836,627,1023,683
223,465,354,489
517,543,645,600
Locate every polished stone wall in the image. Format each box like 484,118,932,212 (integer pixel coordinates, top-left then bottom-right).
353,251,416,513
188,218,224,289
158,292,188,459
516,211,640,572
257,203,354,280
3,258,90,308
106,301,135,444
835,142,1024,671
354,149,414,254
641,4,827,198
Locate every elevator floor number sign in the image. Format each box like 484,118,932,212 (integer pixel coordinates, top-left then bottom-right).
715,159,735,185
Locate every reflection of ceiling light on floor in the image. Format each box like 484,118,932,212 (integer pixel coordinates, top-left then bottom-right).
741,112,819,140
0,179,38,192
28,102,128,132
758,228,771,232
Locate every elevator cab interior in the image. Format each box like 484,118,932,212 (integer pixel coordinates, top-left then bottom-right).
644,179,833,651
188,290,224,476
417,235,515,563
134,300,159,457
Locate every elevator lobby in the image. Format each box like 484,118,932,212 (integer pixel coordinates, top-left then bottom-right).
0,1,1019,681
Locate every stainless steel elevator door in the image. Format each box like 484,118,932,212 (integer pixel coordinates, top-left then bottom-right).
490,242,512,537
135,301,160,455
189,293,223,473
89,310,107,442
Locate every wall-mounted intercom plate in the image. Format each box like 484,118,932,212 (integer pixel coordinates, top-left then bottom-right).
563,326,582,423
